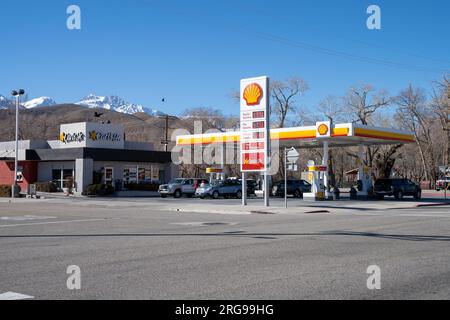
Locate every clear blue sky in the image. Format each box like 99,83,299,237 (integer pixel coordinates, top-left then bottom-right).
0,0,448,116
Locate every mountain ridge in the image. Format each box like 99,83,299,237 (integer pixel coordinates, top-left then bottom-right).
0,104,185,150
0,93,166,117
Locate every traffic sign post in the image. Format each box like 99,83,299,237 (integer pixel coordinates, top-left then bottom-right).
284,147,299,208
240,76,270,207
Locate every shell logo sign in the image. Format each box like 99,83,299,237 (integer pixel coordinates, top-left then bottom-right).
243,83,263,106
240,76,269,173
317,123,329,135
315,121,331,138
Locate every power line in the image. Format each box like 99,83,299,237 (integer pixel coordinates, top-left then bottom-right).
160,1,448,75
228,0,450,66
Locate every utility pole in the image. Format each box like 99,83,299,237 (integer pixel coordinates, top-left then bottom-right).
158,114,178,152
11,89,25,198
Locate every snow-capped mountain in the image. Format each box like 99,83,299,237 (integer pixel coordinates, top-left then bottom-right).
0,95,11,109
76,94,166,116
0,92,166,116
22,96,57,109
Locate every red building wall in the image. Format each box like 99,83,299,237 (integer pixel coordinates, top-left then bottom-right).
0,161,38,191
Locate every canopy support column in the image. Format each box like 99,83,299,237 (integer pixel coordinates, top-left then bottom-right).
322,141,330,199
357,144,371,198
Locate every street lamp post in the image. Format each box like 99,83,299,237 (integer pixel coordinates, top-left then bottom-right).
11,89,25,198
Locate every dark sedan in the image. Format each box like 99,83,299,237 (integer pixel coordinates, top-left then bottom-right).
272,179,312,198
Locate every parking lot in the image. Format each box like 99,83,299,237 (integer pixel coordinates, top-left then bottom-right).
1,195,449,300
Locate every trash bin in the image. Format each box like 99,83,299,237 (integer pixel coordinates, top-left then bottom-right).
28,184,36,197
11,185,20,197
349,186,357,200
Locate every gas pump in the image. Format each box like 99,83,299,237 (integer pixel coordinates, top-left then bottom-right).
357,165,372,198
303,161,326,201
206,167,224,184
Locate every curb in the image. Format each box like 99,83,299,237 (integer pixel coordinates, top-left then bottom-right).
415,202,450,207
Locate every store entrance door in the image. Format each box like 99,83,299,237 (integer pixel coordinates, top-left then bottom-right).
104,167,114,185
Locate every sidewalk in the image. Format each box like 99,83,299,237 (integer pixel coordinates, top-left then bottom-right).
1,194,448,215
162,199,450,215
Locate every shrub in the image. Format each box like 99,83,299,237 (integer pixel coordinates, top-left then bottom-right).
35,182,58,193
0,185,12,197
86,184,115,196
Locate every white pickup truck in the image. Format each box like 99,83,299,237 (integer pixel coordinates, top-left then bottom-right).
158,178,208,198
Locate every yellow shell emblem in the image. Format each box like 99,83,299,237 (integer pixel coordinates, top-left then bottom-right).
243,83,263,106
59,132,65,142
318,124,329,135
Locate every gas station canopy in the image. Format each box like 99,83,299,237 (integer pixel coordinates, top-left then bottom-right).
176,122,415,148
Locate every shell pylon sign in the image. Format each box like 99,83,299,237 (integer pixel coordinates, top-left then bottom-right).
240,76,270,172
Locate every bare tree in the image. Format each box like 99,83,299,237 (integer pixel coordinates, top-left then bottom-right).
316,95,347,123
343,84,391,171
395,84,438,185
344,84,390,125
181,107,234,132
271,77,308,128
431,75,450,165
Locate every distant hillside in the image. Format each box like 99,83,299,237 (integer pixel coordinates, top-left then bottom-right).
0,93,166,116
0,104,187,151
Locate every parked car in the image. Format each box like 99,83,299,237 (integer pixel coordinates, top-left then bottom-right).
158,178,208,198
374,178,421,200
195,179,251,199
240,179,257,196
272,179,312,198
436,176,450,191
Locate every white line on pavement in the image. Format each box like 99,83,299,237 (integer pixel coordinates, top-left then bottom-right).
0,218,120,228
0,292,34,300
0,215,57,221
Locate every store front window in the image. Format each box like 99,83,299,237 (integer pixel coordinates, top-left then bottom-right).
122,165,162,189
52,168,74,190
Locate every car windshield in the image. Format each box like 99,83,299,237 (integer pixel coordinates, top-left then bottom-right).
375,179,392,186
169,179,185,184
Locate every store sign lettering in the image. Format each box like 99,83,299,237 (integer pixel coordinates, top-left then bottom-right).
88,130,121,142
60,132,85,144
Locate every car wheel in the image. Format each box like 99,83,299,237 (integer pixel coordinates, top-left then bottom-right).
174,189,182,198
160,194,167,198
200,195,205,199
414,190,421,200
294,189,302,198
395,190,404,200
236,190,242,199
376,194,384,200
212,191,219,199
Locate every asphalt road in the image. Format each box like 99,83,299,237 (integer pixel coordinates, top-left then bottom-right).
0,199,449,299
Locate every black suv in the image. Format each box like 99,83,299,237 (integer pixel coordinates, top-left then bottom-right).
272,179,312,198
374,178,421,200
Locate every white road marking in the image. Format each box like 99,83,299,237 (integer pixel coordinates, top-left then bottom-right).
0,291,34,300
349,211,450,218
0,218,120,228
171,222,237,227
0,215,57,221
